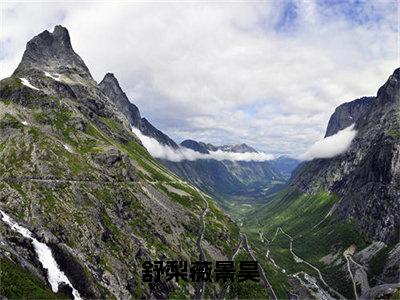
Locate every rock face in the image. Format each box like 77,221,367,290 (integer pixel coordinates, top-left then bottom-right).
291,68,400,243
99,73,178,149
13,25,92,80
180,139,210,154
98,73,141,127
0,26,239,299
324,96,375,137
217,143,258,153
138,118,178,148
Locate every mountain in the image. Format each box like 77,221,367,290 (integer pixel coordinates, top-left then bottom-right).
244,68,400,299
99,73,178,148
269,156,300,179
162,140,297,207
96,74,299,206
215,143,258,153
0,26,244,299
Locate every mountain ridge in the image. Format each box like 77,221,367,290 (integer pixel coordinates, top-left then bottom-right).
244,67,400,299
0,25,245,299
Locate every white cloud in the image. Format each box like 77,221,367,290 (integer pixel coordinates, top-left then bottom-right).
1,1,397,156
132,127,273,162
299,124,357,161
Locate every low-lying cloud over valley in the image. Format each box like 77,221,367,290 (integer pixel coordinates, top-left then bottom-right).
132,127,274,162
299,125,357,161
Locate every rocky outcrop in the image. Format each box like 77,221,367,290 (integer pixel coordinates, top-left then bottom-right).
0,25,239,299
290,68,400,243
325,96,375,137
138,118,178,148
180,139,210,154
99,73,141,128
13,25,92,80
99,73,178,149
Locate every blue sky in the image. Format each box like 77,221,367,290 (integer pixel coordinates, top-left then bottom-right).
1,0,398,157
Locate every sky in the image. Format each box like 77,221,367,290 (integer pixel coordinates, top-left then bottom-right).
1,0,399,157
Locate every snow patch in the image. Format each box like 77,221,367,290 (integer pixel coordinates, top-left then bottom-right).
44,72,62,82
0,209,81,300
63,144,73,153
20,78,40,90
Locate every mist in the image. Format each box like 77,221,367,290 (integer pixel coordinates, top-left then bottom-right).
299,124,357,161
132,127,274,162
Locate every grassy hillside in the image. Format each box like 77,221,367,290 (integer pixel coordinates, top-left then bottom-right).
0,75,240,298
243,188,369,298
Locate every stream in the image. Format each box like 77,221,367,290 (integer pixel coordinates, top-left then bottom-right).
0,209,81,300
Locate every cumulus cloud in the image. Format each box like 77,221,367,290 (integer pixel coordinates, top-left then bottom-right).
299,124,357,161
132,127,273,162
1,1,397,156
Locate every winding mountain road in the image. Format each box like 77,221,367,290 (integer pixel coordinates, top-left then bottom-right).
242,234,278,300
344,250,400,300
262,226,345,299
217,237,243,300
194,188,209,300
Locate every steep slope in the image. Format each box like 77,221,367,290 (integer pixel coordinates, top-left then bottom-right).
0,26,240,299
99,73,178,148
97,75,296,206
244,68,400,299
163,140,290,202
269,156,300,179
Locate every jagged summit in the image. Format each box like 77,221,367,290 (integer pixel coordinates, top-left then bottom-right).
99,73,179,148
13,25,92,80
181,140,258,154
325,68,400,138
180,140,210,153
99,72,142,127
220,143,258,153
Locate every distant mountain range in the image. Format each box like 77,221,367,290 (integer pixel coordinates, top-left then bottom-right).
163,140,299,202
97,70,300,203
1,25,398,300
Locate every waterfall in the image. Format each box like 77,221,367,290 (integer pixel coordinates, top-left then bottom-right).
0,209,82,300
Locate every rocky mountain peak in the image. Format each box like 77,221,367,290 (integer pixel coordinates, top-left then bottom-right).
219,143,258,153
99,73,142,127
324,96,375,137
99,73,127,99
325,68,400,138
101,72,119,86
13,25,92,80
180,140,210,154
376,67,400,104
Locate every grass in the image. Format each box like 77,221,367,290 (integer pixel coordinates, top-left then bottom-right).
387,129,400,139
243,188,368,298
369,246,391,277
225,250,271,299
0,113,23,129
0,257,70,299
